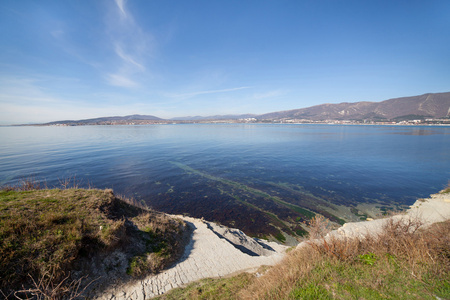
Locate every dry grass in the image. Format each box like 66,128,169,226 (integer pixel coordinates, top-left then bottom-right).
0,185,188,298
156,213,449,299
156,272,254,300
441,181,450,194
11,271,95,300
149,210,449,299
1,177,46,192
2,176,96,192
240,217,450,299
0,188,122,289
4,178,447,299
306,215,335,239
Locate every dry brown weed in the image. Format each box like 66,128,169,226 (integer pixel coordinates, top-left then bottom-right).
240,217,449,299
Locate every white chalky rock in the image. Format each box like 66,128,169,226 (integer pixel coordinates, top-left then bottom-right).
97,216,288,299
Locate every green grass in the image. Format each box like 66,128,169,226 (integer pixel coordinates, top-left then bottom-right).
287,255,449,299
440,184,450,194
251,218,450,299
290,282,332,299
155,272,253,300
0,187,187,297
0,189,122,287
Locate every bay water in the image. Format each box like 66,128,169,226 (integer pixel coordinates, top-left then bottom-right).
1,124,449,235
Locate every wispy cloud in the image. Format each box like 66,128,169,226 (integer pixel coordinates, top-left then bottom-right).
114,43,145,71
166,86,252,99
105,0,153,88
106,73,138,88
115,0,127,19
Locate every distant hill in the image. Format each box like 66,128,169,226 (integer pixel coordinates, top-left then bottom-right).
44,114,162,125
39,92,450,125
257,92,450,121
171,114,257,121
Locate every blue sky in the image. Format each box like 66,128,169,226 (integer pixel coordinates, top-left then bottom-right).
1,0,449,124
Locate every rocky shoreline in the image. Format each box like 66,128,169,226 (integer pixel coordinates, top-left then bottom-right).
326,191,450,240
97,191,450,299
97,216,288,299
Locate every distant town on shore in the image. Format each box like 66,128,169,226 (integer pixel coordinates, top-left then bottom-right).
36,92,450,126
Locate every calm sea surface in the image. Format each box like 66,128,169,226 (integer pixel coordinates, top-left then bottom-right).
1,124,449,233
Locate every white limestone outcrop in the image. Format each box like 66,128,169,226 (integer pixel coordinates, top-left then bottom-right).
97,216,288,299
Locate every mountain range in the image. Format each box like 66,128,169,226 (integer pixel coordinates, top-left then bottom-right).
43,92,450,125
257,92,450,121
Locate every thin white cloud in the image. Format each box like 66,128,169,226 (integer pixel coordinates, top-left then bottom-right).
167,86,252,99
114,43,145,71
115,0,127,19
104,0,153,89
106,73,138,88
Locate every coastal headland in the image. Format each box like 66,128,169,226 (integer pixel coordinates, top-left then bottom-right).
1,184,448,299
